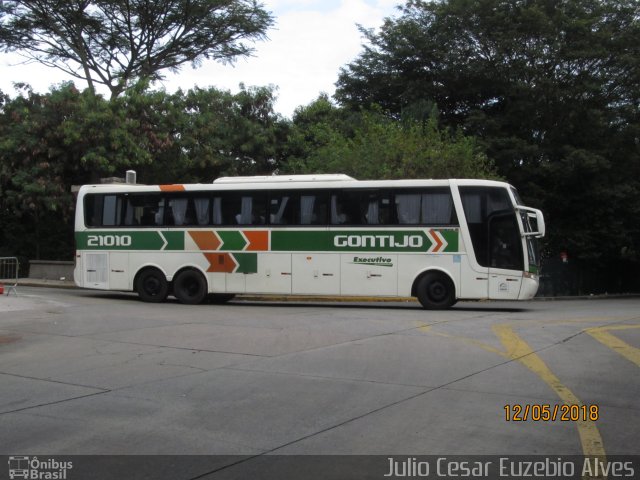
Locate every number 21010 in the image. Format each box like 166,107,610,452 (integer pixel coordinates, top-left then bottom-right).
87,235,132,247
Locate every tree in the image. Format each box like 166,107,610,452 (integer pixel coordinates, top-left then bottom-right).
182,84,288,177
0,82,158,259
0,82,287,260
0,0,273,98
283,96,498,180
135,83,289,182
335,0,640,292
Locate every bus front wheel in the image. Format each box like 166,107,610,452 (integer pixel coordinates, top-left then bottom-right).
416,272,456,310
136,268,169,303
173,269,208,305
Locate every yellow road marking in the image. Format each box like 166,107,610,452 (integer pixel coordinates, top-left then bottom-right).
417,324,432,333
426,328,507,358
415,320,607,459
586,325,640,368
492,324,606,459
415,318,640,460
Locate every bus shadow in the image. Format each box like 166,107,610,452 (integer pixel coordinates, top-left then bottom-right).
233,302,526,313
449,305,525,313
222,299,527,313
80,291,140,302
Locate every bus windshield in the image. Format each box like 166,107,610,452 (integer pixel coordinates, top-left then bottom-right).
459,186,524,271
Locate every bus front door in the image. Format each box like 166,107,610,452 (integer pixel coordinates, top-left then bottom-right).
487,212,523,300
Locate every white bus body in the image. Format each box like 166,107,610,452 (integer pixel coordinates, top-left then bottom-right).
74,176,544,309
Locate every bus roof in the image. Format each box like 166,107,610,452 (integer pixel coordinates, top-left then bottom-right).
214,174,355,183
77,177,512,194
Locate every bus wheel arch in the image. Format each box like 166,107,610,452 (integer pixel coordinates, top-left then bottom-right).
412,270,457,310
172,267,208,305
135,267,169,303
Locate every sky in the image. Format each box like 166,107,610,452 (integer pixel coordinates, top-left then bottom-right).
0,0,400,118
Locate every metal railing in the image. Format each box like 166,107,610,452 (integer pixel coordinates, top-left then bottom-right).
0,257,19,296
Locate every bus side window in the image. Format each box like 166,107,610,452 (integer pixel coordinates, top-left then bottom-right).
364,191,393,225
396,193,421,224
155,199,166,226
166,197,192,226
220,195,241,225
299,192,329,225
395,189,456,225
250,194,267,225
123,194,165,227
212,197,223,225
102,195,123,226
84,194,104,227
331,191,366,225
140,208,155,226
270,192,296,225
422,190,456,225
193,197,210,225
224,193,267,225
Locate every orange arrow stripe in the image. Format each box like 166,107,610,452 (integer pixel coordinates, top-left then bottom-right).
189,231,221,251
431,230,444,252
204,253,237,273
243,230,269,251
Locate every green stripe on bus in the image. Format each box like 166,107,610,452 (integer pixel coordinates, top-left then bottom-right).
76,229,459,254
234,253,258,273
218,231,247,251
163,231,185,250
271,230,459,253
76,231,184,251
76,231,165,250
440,229,459,252
271,231,332,251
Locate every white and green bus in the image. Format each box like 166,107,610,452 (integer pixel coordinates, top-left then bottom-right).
74,174,545,309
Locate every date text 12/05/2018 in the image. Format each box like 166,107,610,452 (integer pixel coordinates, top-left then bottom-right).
504,404,599,421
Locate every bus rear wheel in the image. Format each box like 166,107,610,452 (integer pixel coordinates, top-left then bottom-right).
136,268,169,303
173,269,208,305
416,272,456,310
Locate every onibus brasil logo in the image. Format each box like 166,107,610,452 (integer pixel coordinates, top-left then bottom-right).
8,456,72,479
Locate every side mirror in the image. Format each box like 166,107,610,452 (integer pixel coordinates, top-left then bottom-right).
518,207,545,238
534,209,545,237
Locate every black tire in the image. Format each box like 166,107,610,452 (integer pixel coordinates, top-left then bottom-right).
416,272,456,310
136,268,169,303
207,293,236,304
173,269,208,304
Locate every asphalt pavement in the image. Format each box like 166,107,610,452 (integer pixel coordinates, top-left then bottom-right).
0,287,638,478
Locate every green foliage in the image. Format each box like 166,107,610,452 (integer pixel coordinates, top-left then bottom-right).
0,83,150,258
0,82,287,259
336,0,640,278
0,0,274,98
284,96,498,180
173,84,288,180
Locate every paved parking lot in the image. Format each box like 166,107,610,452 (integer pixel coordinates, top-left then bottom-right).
0,288,638,475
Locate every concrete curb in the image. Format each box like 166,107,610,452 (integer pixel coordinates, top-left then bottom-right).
16,279,77,289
